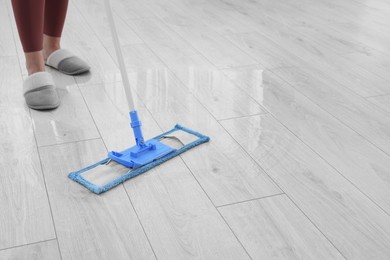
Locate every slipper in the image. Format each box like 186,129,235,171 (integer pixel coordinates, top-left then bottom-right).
46,49,90,75
23,71,60,110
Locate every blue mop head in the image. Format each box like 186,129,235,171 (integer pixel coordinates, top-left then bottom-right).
68,124,209,194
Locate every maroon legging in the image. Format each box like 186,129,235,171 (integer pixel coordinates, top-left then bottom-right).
11,0,69,53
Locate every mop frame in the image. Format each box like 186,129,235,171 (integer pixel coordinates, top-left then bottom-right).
68,124,209,194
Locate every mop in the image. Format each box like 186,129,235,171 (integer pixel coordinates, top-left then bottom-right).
68,0,210,194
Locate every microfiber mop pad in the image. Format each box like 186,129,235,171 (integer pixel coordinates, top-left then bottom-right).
68,124,209,194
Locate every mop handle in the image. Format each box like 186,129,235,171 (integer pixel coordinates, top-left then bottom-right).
103,0,135,111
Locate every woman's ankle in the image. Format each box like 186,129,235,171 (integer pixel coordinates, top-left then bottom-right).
27,65,46,75
25,51,45,76
43,35,61,61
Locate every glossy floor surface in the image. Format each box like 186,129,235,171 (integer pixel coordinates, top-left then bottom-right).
1,0,390,259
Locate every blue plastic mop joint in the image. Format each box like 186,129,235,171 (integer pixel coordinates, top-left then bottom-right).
107,110,175,168
129,110,156,154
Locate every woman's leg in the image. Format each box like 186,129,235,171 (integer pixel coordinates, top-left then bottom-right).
43,0,69,61
11,0,69,75
11,0,45,75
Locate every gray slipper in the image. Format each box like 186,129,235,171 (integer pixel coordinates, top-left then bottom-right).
23,72,60,110
46,49,90,75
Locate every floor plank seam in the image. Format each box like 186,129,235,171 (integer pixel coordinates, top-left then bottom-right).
216,63,265,71
282,195,348,260
178,157,254,260
217,112,269,122
366,93,390,99
218,115,348,260
216,210,254,260
37,137,103,149
0,238,58,253
216,193,285,208
122,186,159,260
35,146,63,260
216,62,259,70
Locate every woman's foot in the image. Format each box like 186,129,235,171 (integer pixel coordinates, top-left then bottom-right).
23,48,59,110
45,49,90,75
23,71,60,110
43,34,90,75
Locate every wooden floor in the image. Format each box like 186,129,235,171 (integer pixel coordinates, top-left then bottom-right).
1,0,390,259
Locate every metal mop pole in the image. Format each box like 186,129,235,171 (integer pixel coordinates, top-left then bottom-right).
103,0,147,147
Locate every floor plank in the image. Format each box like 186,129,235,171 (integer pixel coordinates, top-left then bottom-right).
224,32,298,69
367,94,390,113
0,57,56,250
113,0,155,21
158,0,259,35
273,66,390,156
343,49,390,82
293,0,376,25
352,0,390,18
292,22,372,55
0,240,61,260
38,140,156,260
139,0,258,68
74,0,144,48
0,0,17,56
221,114,390,259
219,195,344,260
62,3,121,86
223,67,390,216
323,22,390,56
0,56,24,107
